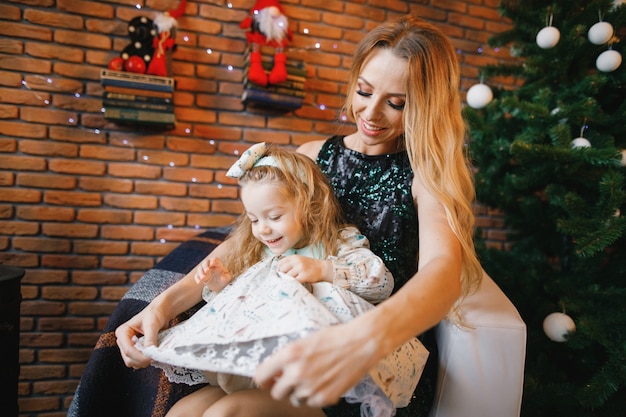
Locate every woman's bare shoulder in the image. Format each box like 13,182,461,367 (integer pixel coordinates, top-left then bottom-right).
296,140,326,161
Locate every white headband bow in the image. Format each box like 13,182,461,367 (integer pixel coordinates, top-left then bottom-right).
226,142,279,179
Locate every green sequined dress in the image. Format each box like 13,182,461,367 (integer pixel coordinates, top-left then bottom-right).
317,136,437,417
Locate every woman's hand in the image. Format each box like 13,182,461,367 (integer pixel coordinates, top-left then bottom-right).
115,303,169,369
254,317,380,408
194,257,233,292
277,255,333,284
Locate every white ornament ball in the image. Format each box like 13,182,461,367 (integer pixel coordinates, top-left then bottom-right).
536,26,560,49
596,49,622,72
543,312,576,342
571,137,591,148
588,21,614,45
466,83,493,109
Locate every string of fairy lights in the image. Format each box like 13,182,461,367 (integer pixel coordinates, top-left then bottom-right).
16,1,625,237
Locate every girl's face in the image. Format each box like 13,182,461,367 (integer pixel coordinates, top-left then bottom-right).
351,48,408,154
241,182,304,256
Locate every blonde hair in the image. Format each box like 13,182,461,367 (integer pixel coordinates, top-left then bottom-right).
344,16,482,312
222,147,345,278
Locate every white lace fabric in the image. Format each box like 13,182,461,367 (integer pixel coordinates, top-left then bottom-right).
137,254,428,416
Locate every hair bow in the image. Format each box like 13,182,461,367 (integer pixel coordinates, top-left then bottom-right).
226,142,277,178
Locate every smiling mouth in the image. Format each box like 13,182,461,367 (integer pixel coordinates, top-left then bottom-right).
266,237,282,245
362,120,384,131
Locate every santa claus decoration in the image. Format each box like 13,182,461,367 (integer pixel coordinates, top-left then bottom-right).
146,0,186,77
240,0,293,86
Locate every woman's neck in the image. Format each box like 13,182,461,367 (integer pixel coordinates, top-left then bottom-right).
343,133,404,156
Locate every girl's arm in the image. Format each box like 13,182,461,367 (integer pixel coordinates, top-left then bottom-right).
115,238,235,369
327,226,393,304
254,175,462,407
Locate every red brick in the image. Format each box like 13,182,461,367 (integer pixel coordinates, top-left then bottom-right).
42,223,99,238
103,193,158,209
160,196,210,212
18,396,60,412
73,240,129,255
78,176,133,193
0,187,42,203
75,209,132,224
41,254,99,269
101,255,154,271
100,286,130,301
16,172,77,189
38,348,94,363
163,166,215,183
24,9,84,30
17,206,76,222
44,191,102,207
0,220,39,235
20,332,65,347
21,301,66,316
133,211,186,226
48,159,107,176
19,365,66,381
33,380,79,395
68,301,118,316
22,269,69,285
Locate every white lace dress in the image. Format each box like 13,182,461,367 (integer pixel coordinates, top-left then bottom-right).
137,227,429,417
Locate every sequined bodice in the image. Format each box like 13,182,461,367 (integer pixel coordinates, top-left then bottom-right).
317,136,419,290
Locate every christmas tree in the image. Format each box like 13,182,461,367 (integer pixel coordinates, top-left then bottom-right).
465,1,626,416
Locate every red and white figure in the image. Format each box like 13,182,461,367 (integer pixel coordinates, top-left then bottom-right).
146,0,186,77
240,0,293,86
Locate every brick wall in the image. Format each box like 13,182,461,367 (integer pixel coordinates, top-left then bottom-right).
0,0,512,415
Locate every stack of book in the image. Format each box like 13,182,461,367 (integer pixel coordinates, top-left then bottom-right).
100,69,176,127
242,51,306,111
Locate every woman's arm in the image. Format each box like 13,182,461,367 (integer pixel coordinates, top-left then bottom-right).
115,238,235,368
254,175,463,407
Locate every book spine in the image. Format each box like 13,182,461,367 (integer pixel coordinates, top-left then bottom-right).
101,77,174,92
100,69,174,90
103,98,175,113
242,88,303,110
104,92,173,104
103,85,174,99
104,107,176,124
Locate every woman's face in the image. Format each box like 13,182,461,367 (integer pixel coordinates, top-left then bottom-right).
350,48,408,154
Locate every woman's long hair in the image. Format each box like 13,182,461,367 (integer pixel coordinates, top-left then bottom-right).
222,147,346,278
344,16,483,316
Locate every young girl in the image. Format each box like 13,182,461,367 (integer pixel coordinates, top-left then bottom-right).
135,143,428,417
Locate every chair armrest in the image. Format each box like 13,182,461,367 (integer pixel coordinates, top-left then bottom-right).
430,270,526,417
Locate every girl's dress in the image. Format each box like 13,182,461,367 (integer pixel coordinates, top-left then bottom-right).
137,227,428,417
317,137,437,417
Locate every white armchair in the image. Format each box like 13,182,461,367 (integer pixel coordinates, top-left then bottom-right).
430,270,526,417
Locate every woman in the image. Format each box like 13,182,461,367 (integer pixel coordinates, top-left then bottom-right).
116,15,482,417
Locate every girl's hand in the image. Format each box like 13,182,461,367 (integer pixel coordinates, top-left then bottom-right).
115,303,168,369
277,255,333,284
194,257,233,292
